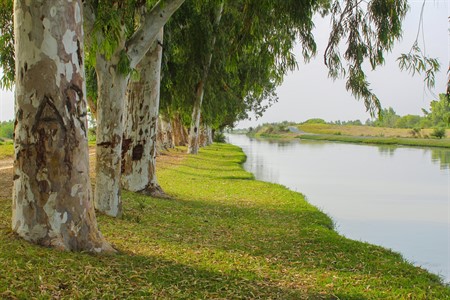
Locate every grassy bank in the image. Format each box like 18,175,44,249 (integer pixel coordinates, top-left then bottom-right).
298,134,450,148
1,144,449,299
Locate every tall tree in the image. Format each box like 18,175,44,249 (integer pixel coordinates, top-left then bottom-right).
121,28,165,197
186,0,224,154
83,0,184,217
12,0,113,252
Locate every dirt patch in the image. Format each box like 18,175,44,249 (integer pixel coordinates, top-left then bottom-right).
0,163,13,199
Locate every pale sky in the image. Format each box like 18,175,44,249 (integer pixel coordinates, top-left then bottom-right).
0,1,448,126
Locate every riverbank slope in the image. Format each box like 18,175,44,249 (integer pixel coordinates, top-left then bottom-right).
0,144,449,298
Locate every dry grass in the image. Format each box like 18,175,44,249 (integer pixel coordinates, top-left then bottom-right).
298,124,449,138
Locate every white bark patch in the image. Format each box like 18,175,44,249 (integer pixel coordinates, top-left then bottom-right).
74,2,81,24
50,7,57,17
65,63,74,82
71,184,82,197
44,193,65,233
61,212,68,224
41,21,58,58
62,30,77,55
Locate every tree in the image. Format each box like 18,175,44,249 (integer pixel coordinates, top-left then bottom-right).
427,94,450,128
374,107,400,128
83,0,184,217
0,0,13,89
121,28,165,197
12,0,113,252
187,0,224,154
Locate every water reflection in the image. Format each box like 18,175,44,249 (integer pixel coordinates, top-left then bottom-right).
227,134,450,283
377,145,397,157
430,148,450,169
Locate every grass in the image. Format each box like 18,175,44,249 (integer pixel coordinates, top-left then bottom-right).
298,134,450,148
0,144,449,299
297,124,450,138
0,140,13,159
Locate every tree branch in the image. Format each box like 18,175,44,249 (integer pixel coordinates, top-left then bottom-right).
126,0,185,69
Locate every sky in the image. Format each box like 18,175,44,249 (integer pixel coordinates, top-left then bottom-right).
0,1,448,126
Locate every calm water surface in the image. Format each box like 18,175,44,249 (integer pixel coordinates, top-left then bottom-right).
227,134,450,282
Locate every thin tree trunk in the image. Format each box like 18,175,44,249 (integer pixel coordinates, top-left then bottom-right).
160,115,174,150
122,29,165,197
187,1,224,154
94,54,128,217
12,0,113,252
187,84,204,154
172,113,187,146
206,126,213,145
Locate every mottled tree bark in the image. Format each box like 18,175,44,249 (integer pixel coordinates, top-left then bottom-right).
12,0,113,252
84,0,184,217
94,53,127,217
122,29,165,197
187,84,203,154
206,126,213,145
171,113,188,146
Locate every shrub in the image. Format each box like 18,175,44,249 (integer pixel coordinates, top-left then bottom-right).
213,131,226,143
431,127,446,139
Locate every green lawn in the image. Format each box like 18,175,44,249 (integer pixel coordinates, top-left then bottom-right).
1,144,448,299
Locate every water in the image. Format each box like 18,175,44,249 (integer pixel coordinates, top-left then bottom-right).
227,134,450,283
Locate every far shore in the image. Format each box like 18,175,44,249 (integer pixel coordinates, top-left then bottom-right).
245,123,450,149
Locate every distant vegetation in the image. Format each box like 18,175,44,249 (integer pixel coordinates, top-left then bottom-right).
0,120,13,140
245,93,449,141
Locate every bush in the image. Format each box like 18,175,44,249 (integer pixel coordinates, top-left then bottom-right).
213,131,226,143
431,127,446,139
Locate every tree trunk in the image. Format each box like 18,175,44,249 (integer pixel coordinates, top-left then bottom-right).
187,84,204,154
172,113,188,146
121,29,165,197
94,53,128,217
12,0,113,252
160,115,174,150
84,0,184,216
206,126,213,145
187,1,224,154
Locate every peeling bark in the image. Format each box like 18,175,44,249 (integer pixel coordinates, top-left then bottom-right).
206,126,213,145
94,53,127,218
158,115,175,151
171,113,188,146
121,29,165,197
187,83,204,154
84,0,184,216
12,0,113,252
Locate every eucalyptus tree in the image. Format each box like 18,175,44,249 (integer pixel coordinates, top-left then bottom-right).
121,28,165,197
12,0,113,252
161,0,321,141
83,0,184,217
186,0,224,154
